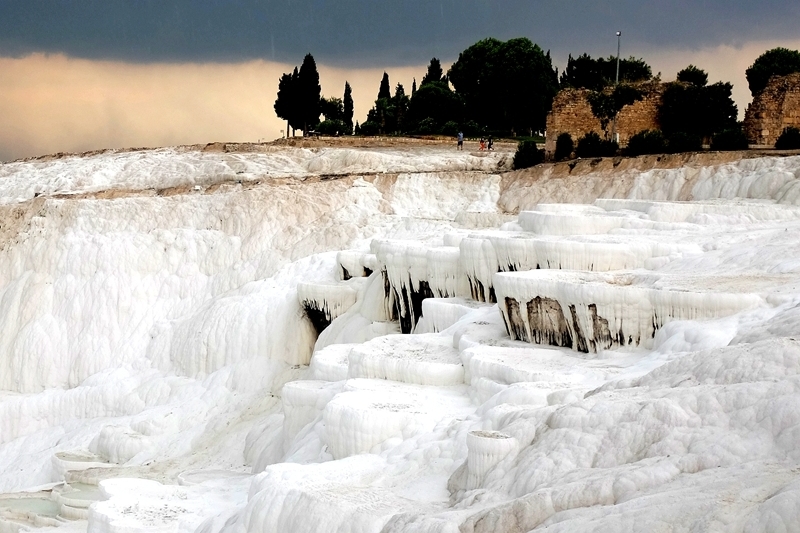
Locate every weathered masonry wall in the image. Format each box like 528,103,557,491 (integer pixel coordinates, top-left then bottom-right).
545,82,665,153
744,73,800,147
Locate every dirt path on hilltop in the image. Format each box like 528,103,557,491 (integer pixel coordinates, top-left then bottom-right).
12,135,517,164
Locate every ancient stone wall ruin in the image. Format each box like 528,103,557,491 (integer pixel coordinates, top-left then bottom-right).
545,82,665,153
743,73,800,147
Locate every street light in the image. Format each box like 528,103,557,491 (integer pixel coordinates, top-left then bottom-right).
615,31,622,85
612,31,622,143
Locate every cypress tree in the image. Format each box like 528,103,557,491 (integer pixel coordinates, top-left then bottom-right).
393,83,409,132
412,78,417,96
378,72,391,100
343,81,354,134
297,53,322,134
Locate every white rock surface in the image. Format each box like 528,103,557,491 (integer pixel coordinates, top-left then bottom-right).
347,334,464,386
494,269,764,352
3,147,800,533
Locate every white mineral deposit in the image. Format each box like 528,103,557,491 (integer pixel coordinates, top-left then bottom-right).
2,145,800,533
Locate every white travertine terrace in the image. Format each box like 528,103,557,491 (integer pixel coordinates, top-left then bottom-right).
347,334,465,386
494,269,764,352
322,379,472,460
425,246,469,298
464,431,519,490
3,147,800,533
281,380,344,449
297,279,363,333
414,297,490,334
336,250,377,280
459,237,499,302
488,233,695,272
308,343,356,382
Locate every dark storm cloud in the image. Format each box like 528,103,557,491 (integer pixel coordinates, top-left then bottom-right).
1,1,798,66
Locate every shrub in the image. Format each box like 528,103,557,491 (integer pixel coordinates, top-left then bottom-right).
658,81,737,140
416,117,438,135
316,119,347,136
775,127,800,150
513,141,545,169
554,133,574,161
441,121,460,137
625,130,667,156
665,132,703,153
462,120,481,137
358,121,381,136
587,85,644,134
576,132,618,158
711,128,749,151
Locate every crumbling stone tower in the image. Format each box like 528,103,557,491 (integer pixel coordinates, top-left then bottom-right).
744,73,800,147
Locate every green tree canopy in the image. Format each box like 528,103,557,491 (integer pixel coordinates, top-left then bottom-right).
364,80,412,134
448,37,559,134
776,127,800,150
677,65,708,87
625,129,667,156
560,53,652,91
658,81,737,140
406,81,463,132
320,97,344,122
746,47,800,96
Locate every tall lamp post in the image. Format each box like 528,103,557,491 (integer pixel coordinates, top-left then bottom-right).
611,31,622,143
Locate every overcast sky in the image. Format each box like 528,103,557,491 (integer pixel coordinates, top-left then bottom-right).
1,1,799,160
3,1,799,65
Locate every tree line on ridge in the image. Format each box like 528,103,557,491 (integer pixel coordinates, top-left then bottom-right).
274,40,800,160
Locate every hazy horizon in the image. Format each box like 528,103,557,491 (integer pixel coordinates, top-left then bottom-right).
2,0,799,160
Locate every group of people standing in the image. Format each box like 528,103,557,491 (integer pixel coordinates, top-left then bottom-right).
456,132,493,151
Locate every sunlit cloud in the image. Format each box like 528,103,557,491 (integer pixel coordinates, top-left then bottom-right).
0,54,424,161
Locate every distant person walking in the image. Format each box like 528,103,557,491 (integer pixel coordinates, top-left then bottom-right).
479,137,486,151
457,131,464,151
487,136,494,151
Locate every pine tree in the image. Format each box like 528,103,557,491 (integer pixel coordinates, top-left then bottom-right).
677,65,708,87
297,53,322,134
746,47,800,96
448,37,560,134
421,58,444,87
378,72,391,100
343,82,354,134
